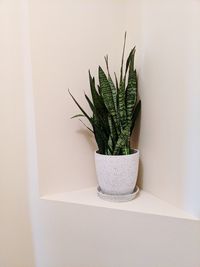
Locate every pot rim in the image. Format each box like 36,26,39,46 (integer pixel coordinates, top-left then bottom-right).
95,149,139,157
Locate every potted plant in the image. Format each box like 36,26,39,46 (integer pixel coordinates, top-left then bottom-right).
69,34,141,201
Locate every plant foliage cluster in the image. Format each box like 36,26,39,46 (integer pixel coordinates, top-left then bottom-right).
69,34,141,155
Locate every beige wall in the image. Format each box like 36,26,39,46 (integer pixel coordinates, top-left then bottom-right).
0,1,200,266
0,1,35,266
29,0,127,195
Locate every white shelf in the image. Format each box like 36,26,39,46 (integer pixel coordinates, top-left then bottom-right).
41,187,198,221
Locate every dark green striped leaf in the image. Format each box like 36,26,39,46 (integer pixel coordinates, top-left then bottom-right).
113,124,130,155
120,32,127,84
130,100,141,135
118,78,126,128
104,56,117,112
125,47,136,75
84,93,94,112
126,57,137,123
69,35,141,155
98,66,117,124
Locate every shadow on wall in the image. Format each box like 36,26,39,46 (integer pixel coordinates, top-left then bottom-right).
77,128,96,152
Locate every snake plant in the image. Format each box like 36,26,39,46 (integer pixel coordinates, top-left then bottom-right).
69,34,141,155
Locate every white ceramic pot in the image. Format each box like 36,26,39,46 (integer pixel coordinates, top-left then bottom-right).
95,149,139,195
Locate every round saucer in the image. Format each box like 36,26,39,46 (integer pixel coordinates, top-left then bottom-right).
97,186,139,202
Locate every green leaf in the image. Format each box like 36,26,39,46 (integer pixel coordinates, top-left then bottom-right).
93,125,105,154
98,66,117,124
107,134,113,155
125,47,136,75
69,35,141,156
108,115,117,144
107,115,118,154
120,32,127,84
86,77,110,137
70,114,85,119
118,78,126,128
113,124,130,155
130,100,141,135
84,93,94,112
126,58,137,124
93,119,112,155
68,89,92,124
104,56,117,112
89,71,102,109
89,72,108,115
114,72,119,91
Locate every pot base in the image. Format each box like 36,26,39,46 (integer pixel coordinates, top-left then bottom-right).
97,186,139,202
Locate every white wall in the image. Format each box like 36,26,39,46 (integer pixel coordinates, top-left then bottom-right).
35,199,200,267
0,1,35,266
126,0,200,216
184,0,200,218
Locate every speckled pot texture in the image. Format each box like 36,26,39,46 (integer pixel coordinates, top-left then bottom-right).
95,149,139,195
